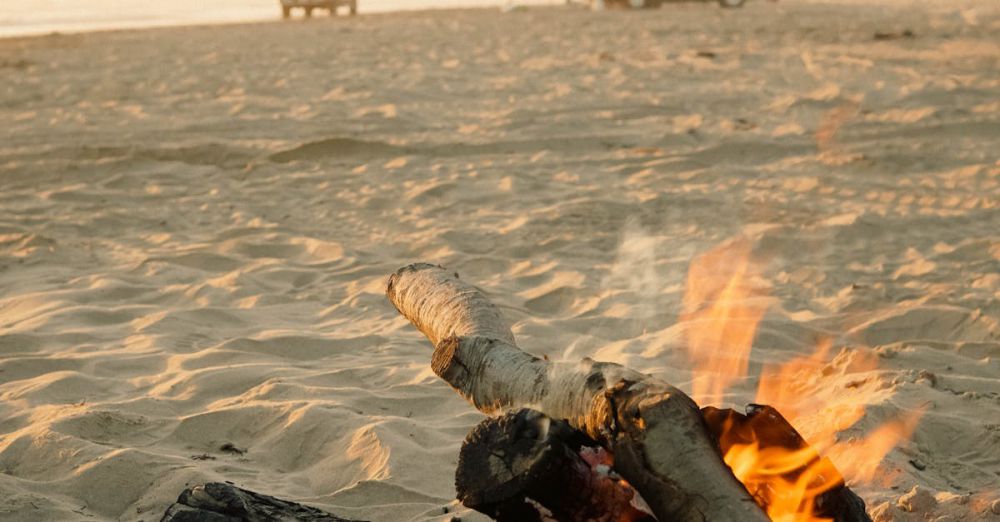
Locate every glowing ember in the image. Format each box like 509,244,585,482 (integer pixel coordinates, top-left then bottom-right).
681,238,924,521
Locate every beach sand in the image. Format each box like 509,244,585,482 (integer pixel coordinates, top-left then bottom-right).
1,0,999,520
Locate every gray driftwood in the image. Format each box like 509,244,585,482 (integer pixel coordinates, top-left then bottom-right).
160,482,363,522
386,263,769,522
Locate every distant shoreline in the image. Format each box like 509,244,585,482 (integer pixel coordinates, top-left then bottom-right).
0,0,565,40
0,0,976,40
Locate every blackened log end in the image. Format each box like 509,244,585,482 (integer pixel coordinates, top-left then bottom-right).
160,482,363,522
456,409,651,522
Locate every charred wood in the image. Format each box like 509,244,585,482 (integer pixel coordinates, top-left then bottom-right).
160,482,363,522
456,408,655,522
702,404,872,522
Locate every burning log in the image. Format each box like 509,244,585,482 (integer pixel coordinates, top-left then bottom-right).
702,405,872,522
387,263,770,522
456,407,655,521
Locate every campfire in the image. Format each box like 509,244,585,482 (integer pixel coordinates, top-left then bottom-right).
385,239,923,521
681,238,923,521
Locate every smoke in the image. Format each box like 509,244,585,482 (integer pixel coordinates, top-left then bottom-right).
602,218,703,322
603,218,663,306
556,218,697,373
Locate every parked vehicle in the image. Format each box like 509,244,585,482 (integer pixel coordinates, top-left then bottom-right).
609,0,745,8
280,0,357,18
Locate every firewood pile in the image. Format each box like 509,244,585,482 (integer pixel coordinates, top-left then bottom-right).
160,262,877,522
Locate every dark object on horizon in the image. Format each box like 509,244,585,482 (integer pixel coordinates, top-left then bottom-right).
457,408,656,521
281,0,357,19
873,29,915,40
160,482,364,522
599,0,746,9
702,404,872,522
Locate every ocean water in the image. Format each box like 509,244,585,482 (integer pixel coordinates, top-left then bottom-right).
0,0,553,37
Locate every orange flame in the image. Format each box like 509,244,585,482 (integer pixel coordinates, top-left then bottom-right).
754,338,834,419
755,341,878,442
680,239,924,521
825,410,924,486
681,237,769,406
724,440,843,522
719,341,924,521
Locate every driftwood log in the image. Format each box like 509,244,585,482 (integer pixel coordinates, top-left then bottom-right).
160,482,363,522
387,263,770,521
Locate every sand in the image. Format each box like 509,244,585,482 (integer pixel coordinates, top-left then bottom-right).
1,0,999,520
